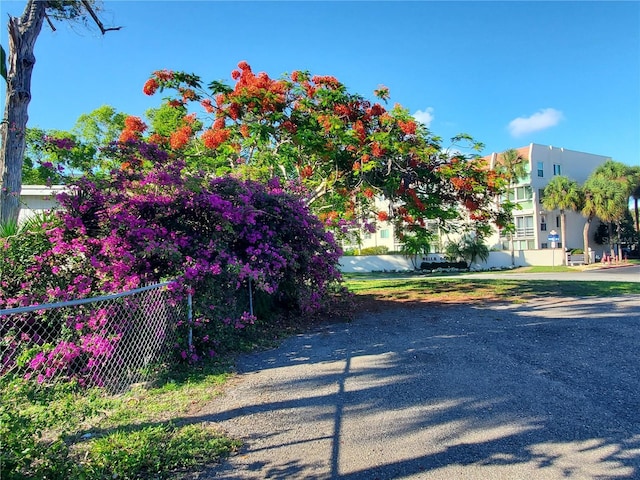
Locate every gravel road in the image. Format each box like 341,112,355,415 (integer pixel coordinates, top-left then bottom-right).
190,294,640,480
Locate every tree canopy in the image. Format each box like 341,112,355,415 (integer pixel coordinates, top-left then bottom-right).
582,159,635,259
134,62,510,241
543,175,582,263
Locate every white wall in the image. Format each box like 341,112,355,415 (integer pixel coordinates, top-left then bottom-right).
338,249,592,273
339,255,415,272
19,185,66,223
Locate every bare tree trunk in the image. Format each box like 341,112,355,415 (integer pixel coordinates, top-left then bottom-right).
616,221,622,260
608,222,615,260
583,216,592,265
509,232,515,267
0,1,46,224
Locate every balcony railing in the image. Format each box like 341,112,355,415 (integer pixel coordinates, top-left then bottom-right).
514,227,535,238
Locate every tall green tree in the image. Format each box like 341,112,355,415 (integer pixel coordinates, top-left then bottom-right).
582,160,633,260
596,160,633,258
630,166,640,234
581,177,602,264
21,106,129,183
73,105,127,150
494,148,528,266
543,175,582,265
0,1,119,224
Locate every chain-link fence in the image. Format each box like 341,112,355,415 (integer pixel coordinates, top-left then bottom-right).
0,281,184,393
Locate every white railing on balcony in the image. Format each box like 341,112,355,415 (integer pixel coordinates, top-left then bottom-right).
514,227,535,238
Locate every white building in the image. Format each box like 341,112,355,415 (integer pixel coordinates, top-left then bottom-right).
18,185,66,223
484,143,609,253
344,143,610,256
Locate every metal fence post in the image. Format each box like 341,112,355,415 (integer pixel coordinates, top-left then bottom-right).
248,278,254,317
187,291,193,350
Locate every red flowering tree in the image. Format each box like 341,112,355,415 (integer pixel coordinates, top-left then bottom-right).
135,61,509,240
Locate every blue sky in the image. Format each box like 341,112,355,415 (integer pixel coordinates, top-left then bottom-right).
2,1,639,166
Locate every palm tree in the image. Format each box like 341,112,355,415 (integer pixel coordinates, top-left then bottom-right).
444,235,490,269
461,235,490,269
630,166,640,234
581,182,598,265
582,161,632,262
495,149,528,266
400,227,433,270
588,160,633,259
542,176,582,265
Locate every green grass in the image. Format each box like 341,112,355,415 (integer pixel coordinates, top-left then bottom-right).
505,265,576,273
1,363,241,480
345,276,639,303
77,423,239,479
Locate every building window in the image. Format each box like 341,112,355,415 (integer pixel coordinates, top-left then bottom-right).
553,164,562,175
538,189,545,204
541,243,548,249
514,215,534,238
514,186,533,201
380,229,390,239
556,216,561,228
513,239,535,250
540,222,547,231
537,161,544,177
364,232,371,240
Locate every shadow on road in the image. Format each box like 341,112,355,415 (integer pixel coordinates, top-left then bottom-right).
187,296,640,479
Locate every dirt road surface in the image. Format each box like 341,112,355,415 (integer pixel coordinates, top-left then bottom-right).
191,294,640,480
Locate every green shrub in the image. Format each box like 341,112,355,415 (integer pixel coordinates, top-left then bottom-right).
359,246,389,255
420,261,468,271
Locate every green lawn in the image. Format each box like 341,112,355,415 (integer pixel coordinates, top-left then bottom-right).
344,276,639,303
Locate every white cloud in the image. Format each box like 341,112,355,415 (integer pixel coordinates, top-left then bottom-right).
412,107,435,127
508,108,564,137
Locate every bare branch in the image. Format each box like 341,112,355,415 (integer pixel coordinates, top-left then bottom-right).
80,0,122,34
44,11,57,32
306,179,328,206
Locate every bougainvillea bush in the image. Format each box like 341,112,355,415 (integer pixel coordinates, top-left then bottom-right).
0,139,344,384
